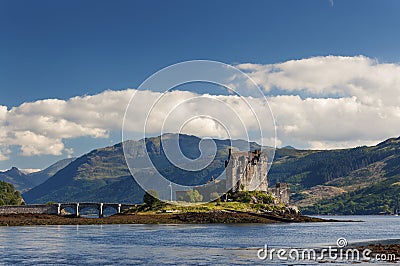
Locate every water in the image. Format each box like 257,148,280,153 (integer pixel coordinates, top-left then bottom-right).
0,216,399,265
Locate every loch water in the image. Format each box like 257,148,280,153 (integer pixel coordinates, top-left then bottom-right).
0,216,399,265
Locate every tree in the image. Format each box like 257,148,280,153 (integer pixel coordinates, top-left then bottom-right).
0,181,23,206
185,190,203,203
143,190,160,207
210,192,221,203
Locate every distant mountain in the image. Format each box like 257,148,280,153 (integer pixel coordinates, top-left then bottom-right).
281,145,296,150
0,167,34,192
27,158,76,187
0,158,75,193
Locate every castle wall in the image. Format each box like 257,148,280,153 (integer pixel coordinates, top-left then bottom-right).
224,149,290,205
225,149,268,192
269,183,290,205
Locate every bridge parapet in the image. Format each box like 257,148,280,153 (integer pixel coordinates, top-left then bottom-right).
0,204,58,215
0,203,137,217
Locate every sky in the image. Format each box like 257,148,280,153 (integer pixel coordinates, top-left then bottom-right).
1,0,400,170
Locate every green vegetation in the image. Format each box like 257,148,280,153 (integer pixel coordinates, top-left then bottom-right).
209,192,221,203
229,190,275,204
23,135,228,203
179,190,203,203
128,190,283,214
128,200,284,214
270,145,398,190
23,143,144,204
302,175,400,215
143,190,161,207
0,181,24,206
270,137,400,215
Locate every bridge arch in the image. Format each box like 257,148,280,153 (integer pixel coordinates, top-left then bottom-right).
57,203,134,218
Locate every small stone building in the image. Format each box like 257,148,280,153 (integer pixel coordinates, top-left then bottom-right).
269,183,290,205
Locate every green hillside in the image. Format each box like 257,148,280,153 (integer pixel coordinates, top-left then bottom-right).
302,140,400,215
23,143,134,203
269,139,399,189
0,181,24,205
302,175,400,215
271,137,400,215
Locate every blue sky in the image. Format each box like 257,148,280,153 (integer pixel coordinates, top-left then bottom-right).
2,0,400,106
1,0,400,170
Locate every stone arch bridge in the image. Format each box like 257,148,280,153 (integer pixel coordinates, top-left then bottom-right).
0,202,136,218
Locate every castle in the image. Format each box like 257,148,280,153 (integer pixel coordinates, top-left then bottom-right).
225,148,290,205
175,148,290,205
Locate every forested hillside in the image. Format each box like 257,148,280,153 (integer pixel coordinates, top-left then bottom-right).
0,181,24,206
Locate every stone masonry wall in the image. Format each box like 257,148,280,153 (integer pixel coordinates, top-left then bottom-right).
225,149,269,192
269,183,290,205
0,205,58,215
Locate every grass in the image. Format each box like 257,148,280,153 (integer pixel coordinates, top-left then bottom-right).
127,201,285,214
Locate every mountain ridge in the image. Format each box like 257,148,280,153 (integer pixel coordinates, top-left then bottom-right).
0,158,75,192
17,134,400,215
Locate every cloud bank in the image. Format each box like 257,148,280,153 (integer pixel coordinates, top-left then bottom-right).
0,55,399,160
0,90,134,160
237,55,400,148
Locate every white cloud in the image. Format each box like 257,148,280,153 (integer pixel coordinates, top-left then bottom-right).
0,106,7,121
0,55,399,161
235,55,400,149
308,139,380,150
124,90,272,143
267,95,400,148
0,90,134,160
236,55,400,107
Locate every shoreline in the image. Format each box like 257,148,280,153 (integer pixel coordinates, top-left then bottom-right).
351,239,400,261
0,211,341,227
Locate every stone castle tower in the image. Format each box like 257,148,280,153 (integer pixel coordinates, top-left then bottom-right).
225,148,269,192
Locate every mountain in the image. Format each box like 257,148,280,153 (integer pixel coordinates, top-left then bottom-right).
0,158,75,193
23,142,138,203
281,145,296,150
0,167,34,192
26,158,76,187
0,180,24,205
22,134,400,215
270,137,400,214
23,134,263,204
